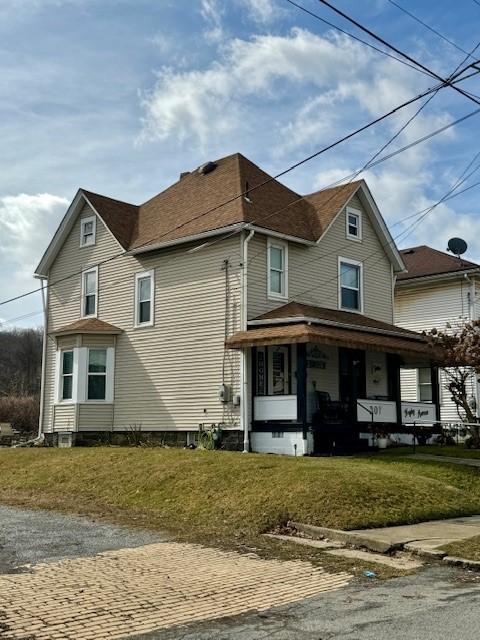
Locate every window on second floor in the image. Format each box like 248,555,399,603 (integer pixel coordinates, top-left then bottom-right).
418,367,432,401
81,267,98,318
135,270,154,327
339,258,362,312
267,239,288,299
80,216,96,247
346,207,362,241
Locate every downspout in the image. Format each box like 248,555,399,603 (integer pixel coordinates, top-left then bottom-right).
37,278,48,441
241,228,255,453
464,273,479,417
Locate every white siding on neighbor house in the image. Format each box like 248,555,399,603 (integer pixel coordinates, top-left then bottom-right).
43,202,242,434
395,278,480,423
248,194,394,324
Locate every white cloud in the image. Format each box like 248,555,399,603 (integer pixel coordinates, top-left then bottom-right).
0,194,68,323
141,28,371,147
238,0,278,24
200,0,225,44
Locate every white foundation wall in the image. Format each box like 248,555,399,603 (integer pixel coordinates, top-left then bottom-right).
250,431,313,456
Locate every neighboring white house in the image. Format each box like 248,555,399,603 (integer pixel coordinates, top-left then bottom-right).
395,245,480,423
34,153,437,454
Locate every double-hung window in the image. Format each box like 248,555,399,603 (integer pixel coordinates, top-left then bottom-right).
418,368,433,402
135,270,154,327
80,216,96,247
268,239,287,299
346,207,362,241
61,351,74,401
82,267,98,317
87,349,107,400
339,258,362,312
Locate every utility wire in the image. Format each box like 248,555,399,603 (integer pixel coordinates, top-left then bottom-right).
283,0,434,78
0,71,472,310
386,0,474,59
315,0,480,106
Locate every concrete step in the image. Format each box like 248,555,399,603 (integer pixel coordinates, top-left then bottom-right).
289,521,398,553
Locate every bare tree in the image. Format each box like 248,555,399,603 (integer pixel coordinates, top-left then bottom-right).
426,321,480,447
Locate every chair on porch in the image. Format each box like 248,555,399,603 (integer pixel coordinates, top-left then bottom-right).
313,391,348,424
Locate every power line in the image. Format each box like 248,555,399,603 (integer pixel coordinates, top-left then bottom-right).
315,0,480,107
386,0,474,59
0,71,471,310
283,0,434,78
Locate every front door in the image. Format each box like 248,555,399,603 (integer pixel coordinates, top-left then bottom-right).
339,348,366,420
268,346,290,395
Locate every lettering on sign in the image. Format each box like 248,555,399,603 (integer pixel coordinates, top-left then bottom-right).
401,403,435,422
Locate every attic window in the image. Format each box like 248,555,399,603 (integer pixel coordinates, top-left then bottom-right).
346,207,362,241
80,216,96,247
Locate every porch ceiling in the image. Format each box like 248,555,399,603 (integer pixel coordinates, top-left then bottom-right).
226,322,436,358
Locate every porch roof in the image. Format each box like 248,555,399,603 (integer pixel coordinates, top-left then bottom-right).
226,318,434,358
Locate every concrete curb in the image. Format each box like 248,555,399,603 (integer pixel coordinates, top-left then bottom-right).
289,522,398,554
443,556,480,570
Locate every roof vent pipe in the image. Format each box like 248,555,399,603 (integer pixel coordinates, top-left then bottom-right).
198,161,217,175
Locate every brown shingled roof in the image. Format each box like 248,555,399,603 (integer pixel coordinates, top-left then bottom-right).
52,318,123,336
398,245,479,281
81,153,362,251
254,301,422,339
226,323,432,357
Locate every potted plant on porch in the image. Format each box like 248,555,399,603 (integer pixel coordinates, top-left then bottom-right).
375,429,389,449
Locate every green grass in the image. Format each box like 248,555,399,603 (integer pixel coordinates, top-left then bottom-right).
0,448,479,543
383,446,480,460
441,536,480,562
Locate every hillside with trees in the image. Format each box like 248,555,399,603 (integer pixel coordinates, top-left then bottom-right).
0,327,42,433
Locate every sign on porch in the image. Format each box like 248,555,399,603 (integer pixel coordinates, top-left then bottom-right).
357,400,397,423
401,402,436,422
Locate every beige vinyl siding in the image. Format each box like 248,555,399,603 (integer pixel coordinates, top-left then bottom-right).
81,335,116,347
52,404,76,431
248,194,394,323
43,202,242,434
400,369,418,402
78,404,114,431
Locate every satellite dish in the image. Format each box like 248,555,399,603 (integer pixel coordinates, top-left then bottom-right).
447,237,468,257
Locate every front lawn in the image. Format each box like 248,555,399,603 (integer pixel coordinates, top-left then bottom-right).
0,448,479,547
442,536,480,562
382,445,480,460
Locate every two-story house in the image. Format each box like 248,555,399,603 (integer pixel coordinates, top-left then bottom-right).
395,245,480,424
35,153,438,454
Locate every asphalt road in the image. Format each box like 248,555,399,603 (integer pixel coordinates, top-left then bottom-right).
0,505,478,640
137,566,480,640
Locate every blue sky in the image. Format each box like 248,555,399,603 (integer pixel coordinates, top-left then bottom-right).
1,0,480,327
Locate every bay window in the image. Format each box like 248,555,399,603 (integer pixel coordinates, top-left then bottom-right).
87,349,107,400
268,239,288,299
56,346,114,404
339,258,363,312
61,351,74,400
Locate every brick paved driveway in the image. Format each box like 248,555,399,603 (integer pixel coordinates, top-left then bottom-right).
0,507,350,640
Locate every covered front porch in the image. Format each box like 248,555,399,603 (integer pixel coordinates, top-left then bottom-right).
226,303,440,455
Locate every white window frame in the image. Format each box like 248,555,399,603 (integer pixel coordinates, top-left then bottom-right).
81,266,98,318
417,367,433,402
346,207,362,241
55,349,79,404
267,238,288,300
134,270,155,328
80,215,96,248
338,257,363,314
